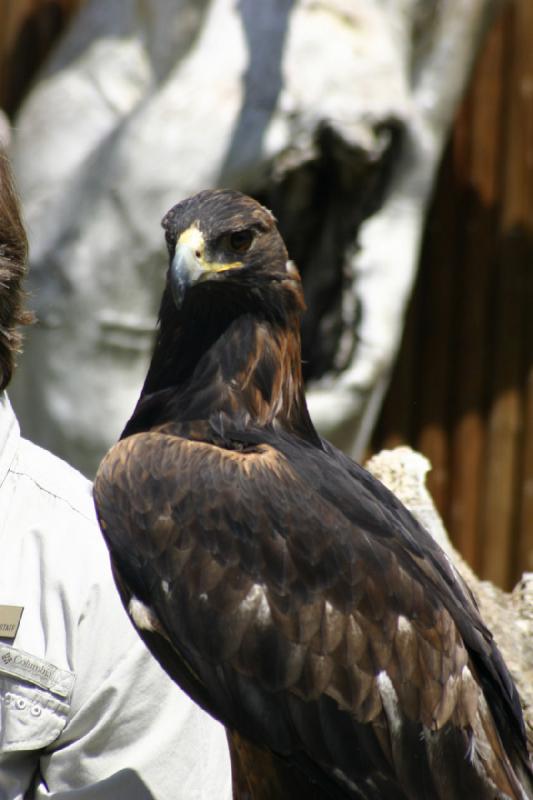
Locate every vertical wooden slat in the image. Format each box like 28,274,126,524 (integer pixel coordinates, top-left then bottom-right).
372,268,420,453
479,1,529,588
517,322,533,577
510,0,533,582
446,14,506,571
415,143,463,517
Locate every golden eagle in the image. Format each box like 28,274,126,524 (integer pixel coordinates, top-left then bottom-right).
94,190,533,799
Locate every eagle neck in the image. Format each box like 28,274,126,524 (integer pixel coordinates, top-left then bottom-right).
133,294,320,444
210,311,317,439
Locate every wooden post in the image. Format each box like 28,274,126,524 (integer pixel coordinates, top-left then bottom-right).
480,0,532,587
447,13,506,573
504,0,533,584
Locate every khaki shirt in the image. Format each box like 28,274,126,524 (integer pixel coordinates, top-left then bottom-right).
0,396,232,799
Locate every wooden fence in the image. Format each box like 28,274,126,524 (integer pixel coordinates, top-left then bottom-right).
373,0,533,590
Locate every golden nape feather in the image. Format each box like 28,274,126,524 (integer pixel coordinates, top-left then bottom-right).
94,189,533,799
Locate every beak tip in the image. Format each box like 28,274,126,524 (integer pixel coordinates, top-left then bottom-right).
170,244,202,308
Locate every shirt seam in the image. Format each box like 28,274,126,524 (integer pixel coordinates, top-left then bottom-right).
8,468,95,524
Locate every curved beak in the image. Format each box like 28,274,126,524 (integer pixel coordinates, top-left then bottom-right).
169,226,206,308
169,225,243,308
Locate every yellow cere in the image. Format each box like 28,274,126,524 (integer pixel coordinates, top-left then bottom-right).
178,224,243,273
178,225,205,254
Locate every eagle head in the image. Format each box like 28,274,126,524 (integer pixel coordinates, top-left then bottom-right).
161,189,302,313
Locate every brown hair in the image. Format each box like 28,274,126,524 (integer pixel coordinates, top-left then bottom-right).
0,150,33,390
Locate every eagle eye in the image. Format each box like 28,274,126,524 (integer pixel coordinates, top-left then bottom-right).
228,229,254,253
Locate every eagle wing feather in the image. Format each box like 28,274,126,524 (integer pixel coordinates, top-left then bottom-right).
94,427,526,799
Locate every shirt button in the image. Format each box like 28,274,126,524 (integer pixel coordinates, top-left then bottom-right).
31,705,42,717
16,698,26,710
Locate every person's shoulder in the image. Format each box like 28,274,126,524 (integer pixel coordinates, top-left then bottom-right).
14,436,96,524
11,437,123,613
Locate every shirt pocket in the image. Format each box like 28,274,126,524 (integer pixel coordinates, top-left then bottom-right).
0,649,74,752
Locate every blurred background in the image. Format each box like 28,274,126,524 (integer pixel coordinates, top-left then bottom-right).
0,0,531,590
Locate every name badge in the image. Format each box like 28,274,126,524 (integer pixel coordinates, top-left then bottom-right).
0,605,23,639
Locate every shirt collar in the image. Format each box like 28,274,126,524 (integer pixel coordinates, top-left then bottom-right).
0,393,21,487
